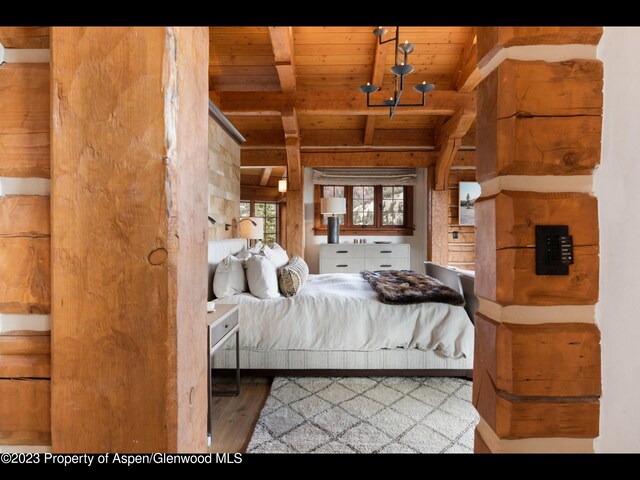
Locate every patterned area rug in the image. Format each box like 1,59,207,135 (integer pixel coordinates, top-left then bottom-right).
247,376,478,453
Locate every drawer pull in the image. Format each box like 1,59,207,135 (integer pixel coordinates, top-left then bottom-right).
336,250,348,254
380,264,392,268
380,250,392,253
336,264,348,267
224,324,228,329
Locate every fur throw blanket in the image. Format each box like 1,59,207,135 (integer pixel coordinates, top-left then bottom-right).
362,270,465,306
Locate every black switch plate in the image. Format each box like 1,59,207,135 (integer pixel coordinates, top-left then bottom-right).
535,225,573,275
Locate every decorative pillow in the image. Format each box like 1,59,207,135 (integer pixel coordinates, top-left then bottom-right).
235,249,252,262
213,255,247,298
261,242,289,268
277,256,309,297
245,255,281,299
248,241,263,254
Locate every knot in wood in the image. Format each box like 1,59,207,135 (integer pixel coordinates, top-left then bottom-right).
148,247,168,265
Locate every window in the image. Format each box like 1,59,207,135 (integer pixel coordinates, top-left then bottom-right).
240,200,278,246
314,185,413,236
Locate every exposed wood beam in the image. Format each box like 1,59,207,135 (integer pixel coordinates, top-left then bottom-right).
453,31,477,91
363,117,376,145
259,167,272,186
242,149,476,168
363,34,387,145
454,32,481,93
268,27,296,93
303,151,436,168
240,185,284,202
210,90,475,117
241,150,287,167
281,107,300,139
242,128,436,149
434,108,477,190
281,108,302,191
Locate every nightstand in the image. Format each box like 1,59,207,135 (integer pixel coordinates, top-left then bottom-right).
207,304,240,446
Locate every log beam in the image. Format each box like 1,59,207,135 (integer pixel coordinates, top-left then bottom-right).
259,167,272,186
268,27,296,93
434,108,476,190
455,33,482,93
210,90,475,116
363,34,387,145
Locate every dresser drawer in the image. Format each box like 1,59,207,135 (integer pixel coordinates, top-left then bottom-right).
320,258,365,274
364,258,410,271
210,309,238,347
364,244,410,258
320,244,365,258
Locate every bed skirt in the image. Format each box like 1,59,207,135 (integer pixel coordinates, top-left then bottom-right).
212,347,472,372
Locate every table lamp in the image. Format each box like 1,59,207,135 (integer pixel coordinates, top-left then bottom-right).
321,197,346,244
238,217,264,247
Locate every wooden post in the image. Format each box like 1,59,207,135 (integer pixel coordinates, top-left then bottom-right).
50,27,209,452
427,167,448,264
473,27,603,453
285,189,304,259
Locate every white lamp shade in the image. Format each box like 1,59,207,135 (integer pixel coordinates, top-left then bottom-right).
321,197,346,215
278,179,287,192
239,217,264,240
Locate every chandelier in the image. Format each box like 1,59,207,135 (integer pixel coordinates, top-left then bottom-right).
358,26,435,119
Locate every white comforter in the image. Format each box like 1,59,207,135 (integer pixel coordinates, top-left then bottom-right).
216,273,474,358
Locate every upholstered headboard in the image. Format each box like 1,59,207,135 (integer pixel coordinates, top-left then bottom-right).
208,238,247,300
424,261,478,323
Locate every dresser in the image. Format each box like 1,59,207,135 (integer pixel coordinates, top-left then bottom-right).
319,243,410,273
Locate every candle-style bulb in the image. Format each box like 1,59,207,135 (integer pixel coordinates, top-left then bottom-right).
405,40,408,44
367,82,370,85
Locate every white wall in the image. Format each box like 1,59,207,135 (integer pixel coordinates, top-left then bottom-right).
303,168,428,274
595,27,640,453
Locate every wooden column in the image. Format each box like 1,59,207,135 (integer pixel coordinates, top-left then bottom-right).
50,27,209,452
0,27,52,447
473,27,603,453
427,166,449,265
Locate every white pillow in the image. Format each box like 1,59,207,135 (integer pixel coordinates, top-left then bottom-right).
261,242,289,268
245,255,281,299
248,241,263,254
235,249,252,262
213,255,247,298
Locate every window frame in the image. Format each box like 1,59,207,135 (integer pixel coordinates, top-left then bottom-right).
313,184,414,236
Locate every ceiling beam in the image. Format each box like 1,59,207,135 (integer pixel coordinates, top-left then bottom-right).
268,27,296,93
241,149,475,168
364,33,388,145
241,149,287,167
303,151,436,168
240,184,285,203
241,128,437,149
434,108,477,190
259,167,272,186
454,33,481,93
210,90,475,117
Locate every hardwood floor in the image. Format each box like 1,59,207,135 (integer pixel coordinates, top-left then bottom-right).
209,376,272,453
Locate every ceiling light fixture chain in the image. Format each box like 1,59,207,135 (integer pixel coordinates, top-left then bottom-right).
359,26,435,119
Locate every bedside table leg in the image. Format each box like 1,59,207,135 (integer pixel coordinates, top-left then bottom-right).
234,330,241,396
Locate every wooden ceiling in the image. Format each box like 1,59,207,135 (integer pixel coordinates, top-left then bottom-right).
209,26,479,190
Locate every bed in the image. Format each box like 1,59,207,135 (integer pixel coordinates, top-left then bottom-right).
208,239,474,376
